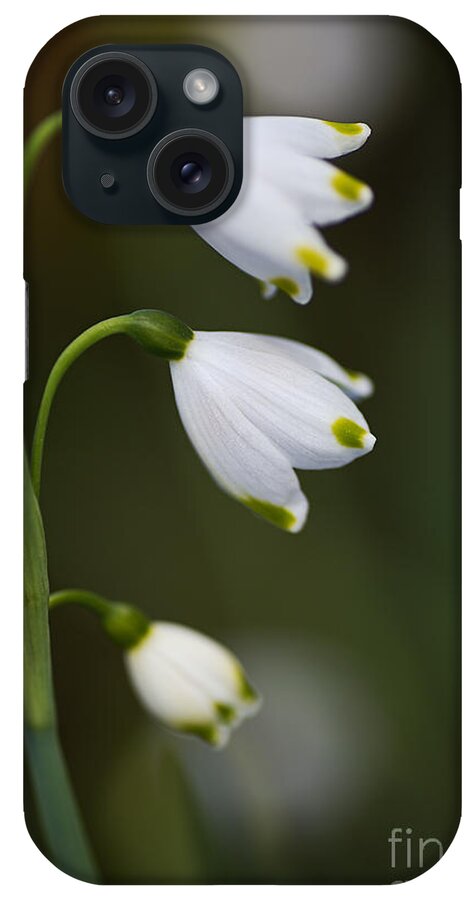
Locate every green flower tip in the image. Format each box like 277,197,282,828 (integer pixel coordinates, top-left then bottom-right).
125,309,194,360
180,721,224,747
345,367,362,381
103,603,151,649
236,669,261,708
324,120,364,135
295,245,330,278
332,171,366,202
180,690,260,748
215,702,237,724
332,416,370,449
242,496,297,532
269,276,301,299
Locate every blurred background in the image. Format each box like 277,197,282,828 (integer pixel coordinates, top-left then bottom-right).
24,16,460,884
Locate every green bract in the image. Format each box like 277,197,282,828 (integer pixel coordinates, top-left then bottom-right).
125,309,194,360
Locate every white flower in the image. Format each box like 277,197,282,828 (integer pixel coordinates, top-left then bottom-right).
125,622,260,748
193,116,373,305
170,331,376,533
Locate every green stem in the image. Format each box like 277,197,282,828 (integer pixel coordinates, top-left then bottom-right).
25,727,99,881
49,589,114,617
24,110,62,194
25,307,187,870
30,316,130,499
24,460,99,881
49,589,151,649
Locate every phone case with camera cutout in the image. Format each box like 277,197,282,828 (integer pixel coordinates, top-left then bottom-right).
24,15,461,885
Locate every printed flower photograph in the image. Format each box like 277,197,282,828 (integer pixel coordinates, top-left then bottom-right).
24,16,460,886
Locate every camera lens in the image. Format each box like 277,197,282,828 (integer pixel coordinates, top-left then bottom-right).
104,86,124,106
70,52,158,139
180,161,203,185
147,129,234,216
173,154,212,194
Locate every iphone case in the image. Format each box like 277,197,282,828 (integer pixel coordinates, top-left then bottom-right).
24,16,461,885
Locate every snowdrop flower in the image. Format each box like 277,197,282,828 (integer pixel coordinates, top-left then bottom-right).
169,328,376,533
125,621,260,748
47,309,375,536
49,588,259,749
193,117,373,304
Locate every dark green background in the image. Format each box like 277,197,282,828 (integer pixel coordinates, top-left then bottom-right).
25,16,460,884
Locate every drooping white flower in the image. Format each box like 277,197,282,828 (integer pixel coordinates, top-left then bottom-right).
169,330,376,533
193,117,373,305
125,621,260,748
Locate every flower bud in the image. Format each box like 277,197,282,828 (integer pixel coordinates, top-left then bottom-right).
125,622,260,747
124,310,194,360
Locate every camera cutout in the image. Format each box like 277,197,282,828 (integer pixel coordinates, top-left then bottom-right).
70,52,158,139
63,45,243,225
147,129,234,216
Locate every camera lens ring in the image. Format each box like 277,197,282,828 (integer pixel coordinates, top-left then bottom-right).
146,129,235,216
70,51,158,140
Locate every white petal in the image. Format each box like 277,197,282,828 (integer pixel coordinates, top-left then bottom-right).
125,625,216,728
193,116,372,303
240,334,374,401
194,180,346,305
260,281,278,300
247,116,371,159
170,355,308,531
190,333,376,470
125,622,261,747
264,154,373,227
154,623,259,720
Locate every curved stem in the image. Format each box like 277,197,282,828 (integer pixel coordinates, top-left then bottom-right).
49,589,151,649
24,110,62,194
30,316,130,498
49,589,114,617
26,308,180,869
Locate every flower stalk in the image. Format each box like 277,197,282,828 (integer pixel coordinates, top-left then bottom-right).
30,316,130,498
25,310,195,868
49,590,151,649
30,310,193,499
24,459,99,881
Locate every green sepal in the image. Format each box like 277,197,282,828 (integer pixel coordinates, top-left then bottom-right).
49,589,152,650
125,309,194,360
102,602,151,650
